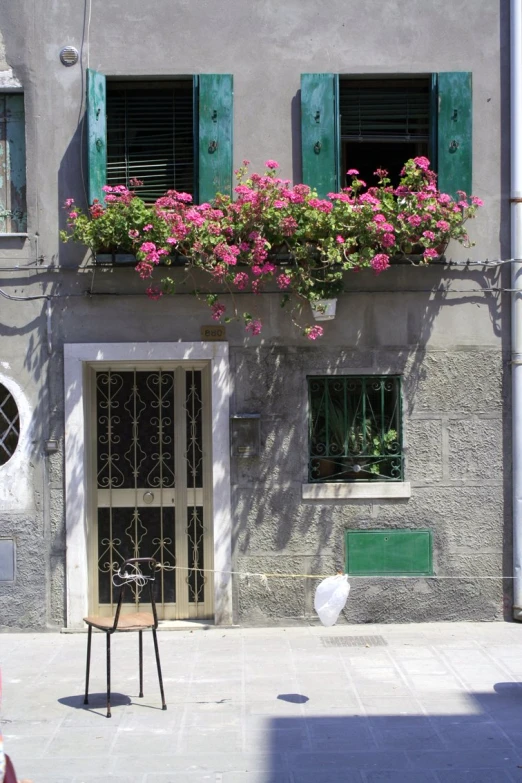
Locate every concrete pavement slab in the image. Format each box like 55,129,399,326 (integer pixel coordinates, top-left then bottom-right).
1,623,522,781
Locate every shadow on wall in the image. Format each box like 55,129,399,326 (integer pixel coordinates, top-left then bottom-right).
231,260,510,624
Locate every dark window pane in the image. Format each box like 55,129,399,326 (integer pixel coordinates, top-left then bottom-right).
339,77,430,185
308,376,403,482
106,83,195,200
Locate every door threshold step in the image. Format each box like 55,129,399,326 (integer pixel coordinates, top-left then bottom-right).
158,620,215,631
62,620,239,633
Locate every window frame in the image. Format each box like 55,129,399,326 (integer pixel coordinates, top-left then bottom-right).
0,92,27,235
338,75,432,188
0,382,20,466
105,79,196,202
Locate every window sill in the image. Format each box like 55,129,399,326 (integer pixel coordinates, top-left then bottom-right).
302,481,411,500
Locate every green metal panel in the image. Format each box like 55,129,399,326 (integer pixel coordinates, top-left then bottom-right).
198,74,233,203
437,72,472,198
0,94,27,233
345,530,432,576
301,73,339,196
87,68,107,205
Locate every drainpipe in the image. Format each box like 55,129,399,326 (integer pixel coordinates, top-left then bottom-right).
512,0,522,620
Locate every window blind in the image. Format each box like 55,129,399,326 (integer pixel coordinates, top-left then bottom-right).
106,84,194,201
339,79,430,144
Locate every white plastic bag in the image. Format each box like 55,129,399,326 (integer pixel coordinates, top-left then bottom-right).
314,574,350,626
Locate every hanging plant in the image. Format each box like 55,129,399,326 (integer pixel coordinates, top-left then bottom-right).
60,157,483,339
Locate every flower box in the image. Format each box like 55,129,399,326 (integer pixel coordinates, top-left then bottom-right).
95,252,137,266
311,298,337,321
61,157,482,339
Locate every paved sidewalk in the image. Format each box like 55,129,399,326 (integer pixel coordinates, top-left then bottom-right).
2,622,522,782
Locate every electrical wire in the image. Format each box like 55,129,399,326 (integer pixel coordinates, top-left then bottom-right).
0,286,514,303
0,257,516,272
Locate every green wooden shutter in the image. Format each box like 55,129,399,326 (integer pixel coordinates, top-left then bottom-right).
0,94,27,233
436,72,472,198
301,73,339,197
198,74,233,203
87,68,107,205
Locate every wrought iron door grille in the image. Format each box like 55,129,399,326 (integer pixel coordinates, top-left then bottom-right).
95,367,208,616
184,369,206,603
308,376,403,483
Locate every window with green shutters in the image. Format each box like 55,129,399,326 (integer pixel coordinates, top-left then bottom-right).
87,71,233,206
308,376,403,483
301,72,472,199
0,94,27,234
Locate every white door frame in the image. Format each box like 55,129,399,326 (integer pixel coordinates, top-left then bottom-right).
64,342,232,628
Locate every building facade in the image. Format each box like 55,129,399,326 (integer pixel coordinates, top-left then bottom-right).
0,0,510,629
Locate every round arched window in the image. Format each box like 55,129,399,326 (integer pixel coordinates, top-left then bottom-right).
0,384,20,465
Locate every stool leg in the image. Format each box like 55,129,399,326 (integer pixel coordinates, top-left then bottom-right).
138,630,144,698
106,631,112,718
152,628,167,710
83,625,92,705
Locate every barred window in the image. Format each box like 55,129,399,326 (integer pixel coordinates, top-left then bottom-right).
0,384,20,465
308,376,403,483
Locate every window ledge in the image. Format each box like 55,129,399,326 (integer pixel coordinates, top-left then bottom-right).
302,481,411,500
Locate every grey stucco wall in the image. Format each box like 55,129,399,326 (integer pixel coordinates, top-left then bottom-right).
0,0,511,627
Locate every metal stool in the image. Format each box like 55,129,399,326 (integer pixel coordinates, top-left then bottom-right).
83,557,167,718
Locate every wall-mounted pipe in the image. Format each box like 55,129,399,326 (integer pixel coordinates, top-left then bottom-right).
511,0,522,620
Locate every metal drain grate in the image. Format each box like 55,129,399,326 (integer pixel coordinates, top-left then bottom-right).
321,635,388,647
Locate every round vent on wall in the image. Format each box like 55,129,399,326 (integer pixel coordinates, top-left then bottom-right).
0,384,20,465
60,46,79,66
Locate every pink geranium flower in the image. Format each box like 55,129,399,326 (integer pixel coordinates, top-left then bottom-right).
370,253,390,273
305,325,324,340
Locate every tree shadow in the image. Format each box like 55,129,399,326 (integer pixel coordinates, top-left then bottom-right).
232,260,509,625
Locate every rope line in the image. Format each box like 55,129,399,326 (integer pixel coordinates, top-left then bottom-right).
149,563,512,581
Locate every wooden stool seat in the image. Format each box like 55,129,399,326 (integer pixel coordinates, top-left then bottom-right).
84,612,155,632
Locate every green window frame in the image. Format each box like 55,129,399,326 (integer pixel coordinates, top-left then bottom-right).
308,375,403,483
345,529,433,576
87,70,233,206
301,72,472,199
0,94,27,234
